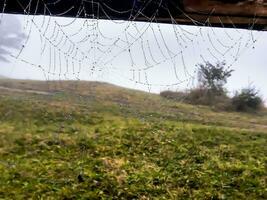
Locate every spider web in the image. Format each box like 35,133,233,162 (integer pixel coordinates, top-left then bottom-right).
0,0,263,93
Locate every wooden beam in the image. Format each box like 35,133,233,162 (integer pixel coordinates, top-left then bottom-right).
184,0,267,17
1,0,267,30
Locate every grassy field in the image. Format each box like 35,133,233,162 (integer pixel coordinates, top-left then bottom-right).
0,79,266,199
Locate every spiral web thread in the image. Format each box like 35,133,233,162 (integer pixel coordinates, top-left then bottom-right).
0,0,263,93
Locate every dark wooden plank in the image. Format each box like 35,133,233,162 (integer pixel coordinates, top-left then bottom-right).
184,0,267,17
1,0,267,30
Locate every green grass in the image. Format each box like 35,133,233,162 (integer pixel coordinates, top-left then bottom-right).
0,80,266,199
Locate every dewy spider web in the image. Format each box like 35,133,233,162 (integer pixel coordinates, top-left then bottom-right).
0,0,264,93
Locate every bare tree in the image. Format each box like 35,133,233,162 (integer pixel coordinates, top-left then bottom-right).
0,15,25,62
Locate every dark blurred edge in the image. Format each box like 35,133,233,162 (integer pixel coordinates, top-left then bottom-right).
1,0,267,30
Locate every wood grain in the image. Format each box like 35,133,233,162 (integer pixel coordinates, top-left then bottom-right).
184,0,267,17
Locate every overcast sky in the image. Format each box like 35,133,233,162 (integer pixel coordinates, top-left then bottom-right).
0,14,266,102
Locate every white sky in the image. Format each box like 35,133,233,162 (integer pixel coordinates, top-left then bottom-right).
0,14,266,102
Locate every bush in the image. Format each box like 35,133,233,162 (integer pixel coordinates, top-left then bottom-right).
160,88,232,110
185,88,212,105
232,87,264,112
188,88,231,109
160,90,187,101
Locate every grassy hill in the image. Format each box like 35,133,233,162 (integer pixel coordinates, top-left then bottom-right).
0,75,9,79
0,79,266,199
